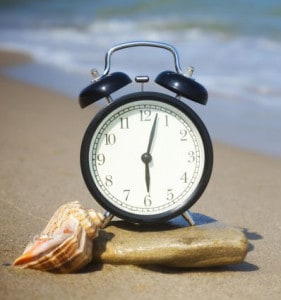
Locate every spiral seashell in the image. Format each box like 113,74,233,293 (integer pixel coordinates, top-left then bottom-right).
13,201,104,273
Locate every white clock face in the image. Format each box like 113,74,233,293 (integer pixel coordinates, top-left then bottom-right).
86,97,207,219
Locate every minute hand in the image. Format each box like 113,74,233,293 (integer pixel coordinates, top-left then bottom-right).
147,113,158,154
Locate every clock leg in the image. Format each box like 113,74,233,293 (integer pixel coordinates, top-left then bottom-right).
101,211,114,229
182,210,195,226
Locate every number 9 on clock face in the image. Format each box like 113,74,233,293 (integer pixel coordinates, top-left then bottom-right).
80,92,213,223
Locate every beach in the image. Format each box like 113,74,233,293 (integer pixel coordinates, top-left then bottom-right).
1,49,281,299
2,1,281,158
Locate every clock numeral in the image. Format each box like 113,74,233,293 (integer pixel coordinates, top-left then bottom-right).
96,153,105,165
144,194,152,207
188,151,196,163
166,188,174,201
123,189,130,201
140,109,152,122
105,133,116,145
105,175,113,187
180,172,188,183
120,117,129,129
180,129,188,141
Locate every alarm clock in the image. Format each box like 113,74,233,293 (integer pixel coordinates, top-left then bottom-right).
79,41,213,227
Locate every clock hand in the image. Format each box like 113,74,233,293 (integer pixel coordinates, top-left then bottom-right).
141,113,158,193
147,113,158,154
145,161,150,193
141,152,152,193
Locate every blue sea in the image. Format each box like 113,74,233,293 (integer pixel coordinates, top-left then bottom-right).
1,0,281,157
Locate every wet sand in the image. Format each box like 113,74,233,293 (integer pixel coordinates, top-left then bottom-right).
0,50,281,299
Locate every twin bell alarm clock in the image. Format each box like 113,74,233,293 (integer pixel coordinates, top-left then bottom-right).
79,41,213,227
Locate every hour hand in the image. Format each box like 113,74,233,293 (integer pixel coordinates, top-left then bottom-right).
145,161,150,193
141,153,152,193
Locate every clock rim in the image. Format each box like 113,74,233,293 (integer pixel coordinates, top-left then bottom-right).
80,91,213,223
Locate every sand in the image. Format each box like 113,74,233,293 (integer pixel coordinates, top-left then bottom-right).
0,50,281,299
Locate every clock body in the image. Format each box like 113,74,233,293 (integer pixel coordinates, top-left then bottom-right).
80,92,213,223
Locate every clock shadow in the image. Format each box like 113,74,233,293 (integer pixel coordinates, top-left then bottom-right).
109,212,217,232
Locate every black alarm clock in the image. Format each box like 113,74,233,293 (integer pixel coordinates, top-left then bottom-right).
79,41,213,227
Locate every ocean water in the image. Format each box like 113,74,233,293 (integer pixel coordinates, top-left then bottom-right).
0,0,281,157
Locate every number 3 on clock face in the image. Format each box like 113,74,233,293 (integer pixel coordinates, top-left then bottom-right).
80,92,213,223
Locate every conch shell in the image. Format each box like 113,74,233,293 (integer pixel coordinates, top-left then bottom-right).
13,201,104,273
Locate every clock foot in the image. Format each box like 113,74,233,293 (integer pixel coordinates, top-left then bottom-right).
101,211,114,229
182,211,195,226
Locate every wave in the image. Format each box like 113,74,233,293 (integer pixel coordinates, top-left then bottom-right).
1,17,281,106
1,0,281,156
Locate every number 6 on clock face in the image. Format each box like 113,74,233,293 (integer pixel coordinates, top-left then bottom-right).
80,92,213,223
